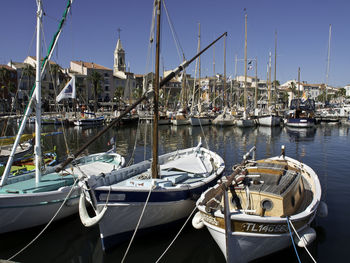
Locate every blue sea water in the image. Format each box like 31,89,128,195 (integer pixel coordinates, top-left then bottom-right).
0,123,349,262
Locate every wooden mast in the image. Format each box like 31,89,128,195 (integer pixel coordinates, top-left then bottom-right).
297,67,300,110
254,57,258,109
274,30,277,105
268,52,272,107
213,42,216,108
244,12,248,112
152,0,161,179
325,24,331,103
223,34,227,107
198,23,201,112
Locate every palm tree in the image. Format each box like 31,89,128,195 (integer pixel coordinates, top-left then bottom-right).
88,71,103,112
22,64,35,100
49,63,61,100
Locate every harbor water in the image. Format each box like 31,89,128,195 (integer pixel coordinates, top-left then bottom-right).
0,122,349,262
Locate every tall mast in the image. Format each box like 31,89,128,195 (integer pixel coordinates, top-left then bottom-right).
223,34,227,107
254,57,258,109
244,12,248,111
198,23,201,110
274,30,277,105
268,52,272,107
35,0,43,183
325,24,332,103
297,67,300,110
213,43,216,107
152,0,161,179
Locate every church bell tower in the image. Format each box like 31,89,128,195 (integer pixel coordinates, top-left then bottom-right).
114,28,126,74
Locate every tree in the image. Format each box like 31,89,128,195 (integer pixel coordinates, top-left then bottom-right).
114,86,124,108
22,64,35,99
49,63,62,100
88,71,103,112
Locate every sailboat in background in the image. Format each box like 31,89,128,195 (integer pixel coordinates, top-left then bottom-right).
77,1,226,251
286,68,316,128
172,70,190,125
257,32,281,127
236,12,255,128
0,0,124,234
190,23,211,126
212,34,235,126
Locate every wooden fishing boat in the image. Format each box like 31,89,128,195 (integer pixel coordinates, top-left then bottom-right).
193,146,327,262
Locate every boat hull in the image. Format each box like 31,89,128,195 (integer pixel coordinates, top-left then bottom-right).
236,119,255,128
87,146,225,250
172,118,189,126
286,118,315,128
196,155,321,262
189,117,210,126
0,186,80,234
258,115,281,126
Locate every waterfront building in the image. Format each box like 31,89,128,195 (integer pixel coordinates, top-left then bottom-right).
69,61,115,104
0,64,17,112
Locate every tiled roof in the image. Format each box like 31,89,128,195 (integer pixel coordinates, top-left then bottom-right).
71,61,111,70
28,56,57,65
0,64,16,71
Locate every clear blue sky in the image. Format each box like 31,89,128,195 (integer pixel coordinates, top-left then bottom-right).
1,0,350,87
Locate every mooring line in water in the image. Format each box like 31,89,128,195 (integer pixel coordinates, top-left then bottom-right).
7,177,79,261
289,218,317,263
286,216,302,263
121,180,155,263
155,206,197,263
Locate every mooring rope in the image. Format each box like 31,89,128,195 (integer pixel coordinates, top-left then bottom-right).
286,216,302,263
121,181,155,263
155,205,197,263
288,218,317,263
7,177,79,261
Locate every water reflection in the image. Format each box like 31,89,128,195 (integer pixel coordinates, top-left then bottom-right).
0,122,347,263
285,126,316,142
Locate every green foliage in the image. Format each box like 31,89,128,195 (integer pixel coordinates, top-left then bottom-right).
88,71,103,111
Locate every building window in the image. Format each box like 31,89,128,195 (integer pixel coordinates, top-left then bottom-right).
105,86,109,91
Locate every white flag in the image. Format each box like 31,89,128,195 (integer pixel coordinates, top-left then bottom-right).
56,76,76,102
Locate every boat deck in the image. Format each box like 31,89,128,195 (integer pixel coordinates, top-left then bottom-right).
246,160,299,196
0,173,75,194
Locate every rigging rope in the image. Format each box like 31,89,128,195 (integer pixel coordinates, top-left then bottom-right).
162,0,185,62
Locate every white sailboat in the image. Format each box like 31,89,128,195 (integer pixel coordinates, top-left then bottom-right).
190,23,211,127
212,35,235,126
0,0,124,234
257,32,281,127
236,12,255,128
78,1,226,251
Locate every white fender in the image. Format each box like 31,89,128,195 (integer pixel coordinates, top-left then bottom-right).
293,227,316,247
317,201,328,218
192,211,204,229
79,192,107,227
